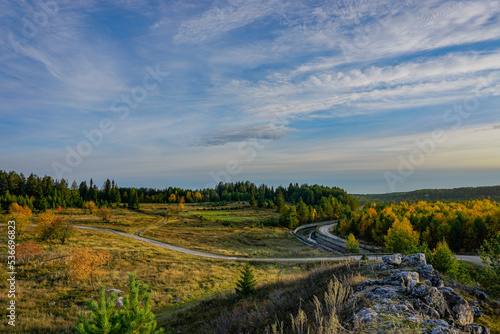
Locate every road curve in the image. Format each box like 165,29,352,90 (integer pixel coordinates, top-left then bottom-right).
75,225,356,262
74,225,485,266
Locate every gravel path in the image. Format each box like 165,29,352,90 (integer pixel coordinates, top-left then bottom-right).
74,225,485,266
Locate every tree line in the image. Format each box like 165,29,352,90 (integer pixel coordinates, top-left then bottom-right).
356,185,500,205
0,170,358,215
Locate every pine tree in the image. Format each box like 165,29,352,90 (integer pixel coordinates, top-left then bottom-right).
119,273,164,333
429,240,457,274
76,274,164,334
76,286,121,334
249,193,256,207
257,193,265,208
276,190,285,213
235,263,257,297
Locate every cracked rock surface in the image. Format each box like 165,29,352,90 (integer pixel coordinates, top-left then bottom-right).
348,253,490,334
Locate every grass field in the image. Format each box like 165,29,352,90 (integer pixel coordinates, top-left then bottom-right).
58,203,329,258
0,204,331,333
0,222,324,333
140,204,329,257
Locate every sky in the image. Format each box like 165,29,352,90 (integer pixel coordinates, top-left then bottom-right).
1,0,500,194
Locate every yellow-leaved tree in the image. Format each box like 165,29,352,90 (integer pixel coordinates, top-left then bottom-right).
9,203,33,236
385,217,419,254
345,233,360,253
82,201,97,214
97,206,113,222
67,247,112,288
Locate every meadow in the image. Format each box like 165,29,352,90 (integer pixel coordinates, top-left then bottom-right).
0,204,328,333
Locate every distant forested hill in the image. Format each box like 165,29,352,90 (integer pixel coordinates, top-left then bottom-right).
355,185,500,205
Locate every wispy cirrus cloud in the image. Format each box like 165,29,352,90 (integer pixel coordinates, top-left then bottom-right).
192,124,293,146
174,0,288,44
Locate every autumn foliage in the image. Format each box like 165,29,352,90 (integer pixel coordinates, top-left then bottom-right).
9,202,33,235
17,240,43,264
37,211,75,244
82,201,97,214
338,199,500,253
385,217,419,253
67,247,112,288
97,206,113,222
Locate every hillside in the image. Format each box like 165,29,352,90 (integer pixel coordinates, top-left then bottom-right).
355,185,500,205
163,254,499,333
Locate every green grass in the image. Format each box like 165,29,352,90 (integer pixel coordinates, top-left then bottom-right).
140,205,329,258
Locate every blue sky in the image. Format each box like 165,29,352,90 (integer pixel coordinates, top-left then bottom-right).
1,0,500,194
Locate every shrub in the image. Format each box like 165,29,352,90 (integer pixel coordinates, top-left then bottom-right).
17,240,43,264
97,206,113,222
8,202,32,235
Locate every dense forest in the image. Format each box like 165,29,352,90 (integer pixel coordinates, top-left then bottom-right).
337,200,500,253
0,170,358,217
355,185,500,204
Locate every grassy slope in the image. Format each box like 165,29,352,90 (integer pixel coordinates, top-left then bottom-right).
0,204,327,333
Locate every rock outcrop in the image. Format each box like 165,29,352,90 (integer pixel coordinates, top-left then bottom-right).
349,253,490,334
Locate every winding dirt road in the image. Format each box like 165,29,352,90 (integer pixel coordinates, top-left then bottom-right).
75,225,357,262
74,224,485,266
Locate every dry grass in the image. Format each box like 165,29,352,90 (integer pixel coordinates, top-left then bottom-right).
0,217,327,333
141,204,329,258
58,206,162,234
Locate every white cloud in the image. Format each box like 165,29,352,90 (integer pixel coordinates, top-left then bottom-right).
174,0,288,44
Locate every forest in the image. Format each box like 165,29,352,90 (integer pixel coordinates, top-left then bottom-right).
337,200,500,253
356,185,500,204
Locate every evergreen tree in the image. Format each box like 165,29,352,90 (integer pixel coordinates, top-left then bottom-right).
76,286,121,334
449,219,465,252
296,198,310,224
276,190,285,213
76,273,164,334
119,273,164,333
249,192,256,207
235,263,257,297
257,192,265,208
429,240,457,274
279,205,299,229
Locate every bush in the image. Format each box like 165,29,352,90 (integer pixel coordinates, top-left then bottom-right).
17,240,43,264
97,206,113,222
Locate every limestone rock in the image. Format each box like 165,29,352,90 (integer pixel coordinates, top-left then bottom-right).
410,282,432,298
115,296,123,308
401,253,427,267
382,253,402,266
430,326,462,334
420,265,444,287
105,289,124,294
464,324,490,334
354,307,378,324
452,302,474,326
